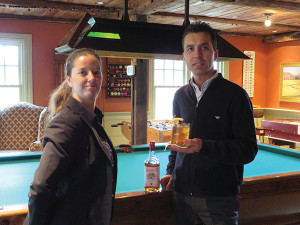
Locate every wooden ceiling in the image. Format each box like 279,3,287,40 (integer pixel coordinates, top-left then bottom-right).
0,0,300,44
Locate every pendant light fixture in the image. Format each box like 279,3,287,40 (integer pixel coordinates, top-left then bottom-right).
56,1,250,61
263,13,273,27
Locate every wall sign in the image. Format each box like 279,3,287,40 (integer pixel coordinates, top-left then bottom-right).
243,51,255,97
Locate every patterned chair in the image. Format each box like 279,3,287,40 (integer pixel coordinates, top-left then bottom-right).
0,102,48,151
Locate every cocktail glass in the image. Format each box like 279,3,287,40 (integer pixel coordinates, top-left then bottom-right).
171,123,190,147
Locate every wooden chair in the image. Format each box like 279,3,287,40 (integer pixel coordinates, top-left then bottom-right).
253,109,265,143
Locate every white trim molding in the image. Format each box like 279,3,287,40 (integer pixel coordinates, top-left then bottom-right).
0,32,33,103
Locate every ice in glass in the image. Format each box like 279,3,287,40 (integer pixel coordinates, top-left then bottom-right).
171,123,190,147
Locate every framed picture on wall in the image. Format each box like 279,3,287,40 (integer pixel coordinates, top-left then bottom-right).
280,63,300,103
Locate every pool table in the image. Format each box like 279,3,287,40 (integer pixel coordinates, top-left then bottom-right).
1,143,300,225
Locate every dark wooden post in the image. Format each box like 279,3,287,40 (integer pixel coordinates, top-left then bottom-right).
131,15,148,145
131,59,148,145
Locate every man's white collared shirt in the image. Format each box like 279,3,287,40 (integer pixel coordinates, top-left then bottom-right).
190,71,219,102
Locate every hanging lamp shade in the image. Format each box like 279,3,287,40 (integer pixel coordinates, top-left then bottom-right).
56,13,250,61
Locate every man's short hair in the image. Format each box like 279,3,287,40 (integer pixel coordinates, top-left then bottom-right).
182,22,217,50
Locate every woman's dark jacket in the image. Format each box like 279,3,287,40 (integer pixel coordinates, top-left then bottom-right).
26,97,117,225
167,74,258,197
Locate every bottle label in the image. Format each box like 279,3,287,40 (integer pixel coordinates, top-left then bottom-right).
144,164,160,188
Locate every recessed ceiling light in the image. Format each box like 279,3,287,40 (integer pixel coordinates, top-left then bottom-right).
272,30,278,33
95,1,104,5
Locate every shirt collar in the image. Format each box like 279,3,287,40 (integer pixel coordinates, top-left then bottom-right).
189,70,219,92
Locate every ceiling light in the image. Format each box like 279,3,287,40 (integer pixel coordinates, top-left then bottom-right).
95,1,104,5
265,19,271,27
263,13,273,27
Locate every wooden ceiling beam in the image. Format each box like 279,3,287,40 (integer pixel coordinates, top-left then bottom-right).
0,0,119,14
130,0,182,15
262,31,300,44
133,0,300,15
209,0,300,14
0,13,77,23
219,31,263,39
152,12,300,32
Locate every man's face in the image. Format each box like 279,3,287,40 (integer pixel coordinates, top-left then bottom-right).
183,32,218,77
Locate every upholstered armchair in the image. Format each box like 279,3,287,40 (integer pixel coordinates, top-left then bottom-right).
0,102,48,151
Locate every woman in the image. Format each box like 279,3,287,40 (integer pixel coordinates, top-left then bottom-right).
24,48,117,225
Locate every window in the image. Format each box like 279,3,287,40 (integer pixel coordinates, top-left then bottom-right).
0,33,32,109
149,59,189,120
214,61,229,80
149,59,229,121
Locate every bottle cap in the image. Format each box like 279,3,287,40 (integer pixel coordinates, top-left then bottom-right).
149,141,155,151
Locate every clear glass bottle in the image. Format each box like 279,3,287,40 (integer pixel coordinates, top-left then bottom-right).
144,141,160,192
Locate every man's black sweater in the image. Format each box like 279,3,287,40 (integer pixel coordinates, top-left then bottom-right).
167,73,258,197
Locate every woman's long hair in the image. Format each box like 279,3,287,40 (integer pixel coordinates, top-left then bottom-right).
47,48,102,117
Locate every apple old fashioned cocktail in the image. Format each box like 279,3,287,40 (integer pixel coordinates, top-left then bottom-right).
171,122,190,147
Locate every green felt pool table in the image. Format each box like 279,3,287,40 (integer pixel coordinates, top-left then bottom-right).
1,143,300,225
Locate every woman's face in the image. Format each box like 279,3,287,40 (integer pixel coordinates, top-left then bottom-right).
66,54,102,108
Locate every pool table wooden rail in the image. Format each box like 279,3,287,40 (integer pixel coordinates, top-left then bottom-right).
239,171,300,225
0,191,174,225
2,170,300,225
112,191,174,225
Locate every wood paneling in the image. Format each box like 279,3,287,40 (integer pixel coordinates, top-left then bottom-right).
54,54,68,87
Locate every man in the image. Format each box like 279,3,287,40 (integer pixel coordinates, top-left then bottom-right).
160,22,258,225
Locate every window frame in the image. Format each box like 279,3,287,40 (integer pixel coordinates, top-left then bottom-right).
215,61,229,80
0,32,33,108
149,59,229,120
149,59,190,120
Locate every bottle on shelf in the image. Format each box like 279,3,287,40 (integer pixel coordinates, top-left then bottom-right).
144,141,160,192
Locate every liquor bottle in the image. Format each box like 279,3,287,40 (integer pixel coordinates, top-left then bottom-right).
144,141,160,192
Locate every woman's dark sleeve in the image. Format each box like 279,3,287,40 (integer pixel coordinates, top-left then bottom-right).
27,115,82,225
